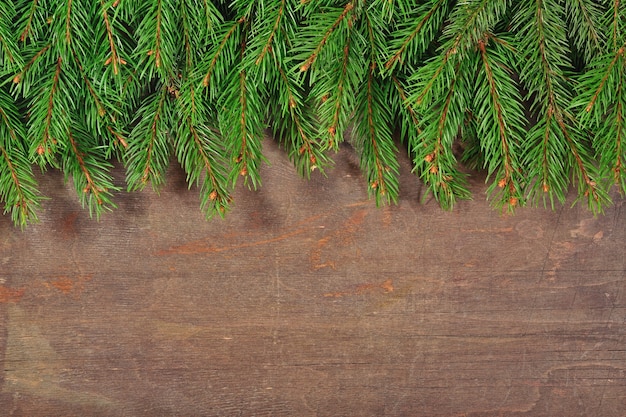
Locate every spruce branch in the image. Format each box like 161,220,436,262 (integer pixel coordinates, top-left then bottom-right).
271,63,329,177
200,16,245,95
384,0,449,73
575,41,626,195
564,0,604,62
0,2,20,71
297,2,354,73
218,64,266,189
15,0,40,43
515,0,608,211
353,61,400,204
297,4,365,150
100,0,123,76
125,85,173,191
475,35,526,211
175,74,232,217
0,87,41,227
28,55,67,165
2,1,626,226
63,125,118,218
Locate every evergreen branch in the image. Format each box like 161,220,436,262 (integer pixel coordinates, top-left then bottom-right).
582,45,625,114
516,0,607,210
600,86,626,189
298,2,353,72
610,0,624,48
565,0,604,62
64,126,118,218
353,62,399,204
135,0,181,79
412,0,507,106
175,117,231,217
0,144,40,227
100,0,121,75
255,0,285,65
181,1,193,68
155,0,164,69
217,26,266,190
125,85,172,190
384,0,448,72
0,2,20,70
328,35,351,147
476,36,525,210
391,76,421,132
29,55,64,164
65,0,73,45
575,42,626,194
17,0,39,42
0,88,40,226
12,44,50,86
175,72,231,216
412,60,471,209
276,64,324,174
107,125,128,149
201,17,246,89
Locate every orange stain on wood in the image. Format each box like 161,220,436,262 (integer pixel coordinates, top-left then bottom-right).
0,285,25,303
49,276,75,294
44,275,92,295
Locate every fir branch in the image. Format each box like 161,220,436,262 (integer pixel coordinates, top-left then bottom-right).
565,0,604,62
12,43,50,88
135,0,181,79
255,0,285,65
575,42,626,194
384,0,448,73
272,63,328,176
353,61,400,204
63,126,118,218
475,36,525,210
201,16,246,92
515,0,608,211
175,74,231,217
100,0,122,76
218,63,266,189
298,2,354,73
351,6,400,204
0,88,41,226
29,55,66,164
411,60,471,209
16,0,39,42
0,2,20,71
391,76,421,133
609,0,625,48
176,116,231,218
125,85,172,191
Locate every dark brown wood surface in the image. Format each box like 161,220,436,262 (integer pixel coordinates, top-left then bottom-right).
1,140,625,416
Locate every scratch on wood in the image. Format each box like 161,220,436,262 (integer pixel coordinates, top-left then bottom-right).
460,227,514,233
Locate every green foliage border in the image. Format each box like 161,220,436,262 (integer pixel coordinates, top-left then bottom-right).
1,0,625,227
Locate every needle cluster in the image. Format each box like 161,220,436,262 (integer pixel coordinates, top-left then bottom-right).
0,1,624,226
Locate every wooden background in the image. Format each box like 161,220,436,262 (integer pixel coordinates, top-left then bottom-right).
1,139,625,416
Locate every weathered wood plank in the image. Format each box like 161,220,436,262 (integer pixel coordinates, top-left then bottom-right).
1,139,625,416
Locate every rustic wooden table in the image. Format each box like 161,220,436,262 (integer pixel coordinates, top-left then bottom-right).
1,140,625,416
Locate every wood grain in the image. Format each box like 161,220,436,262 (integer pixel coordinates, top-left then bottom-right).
1,139,625,416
